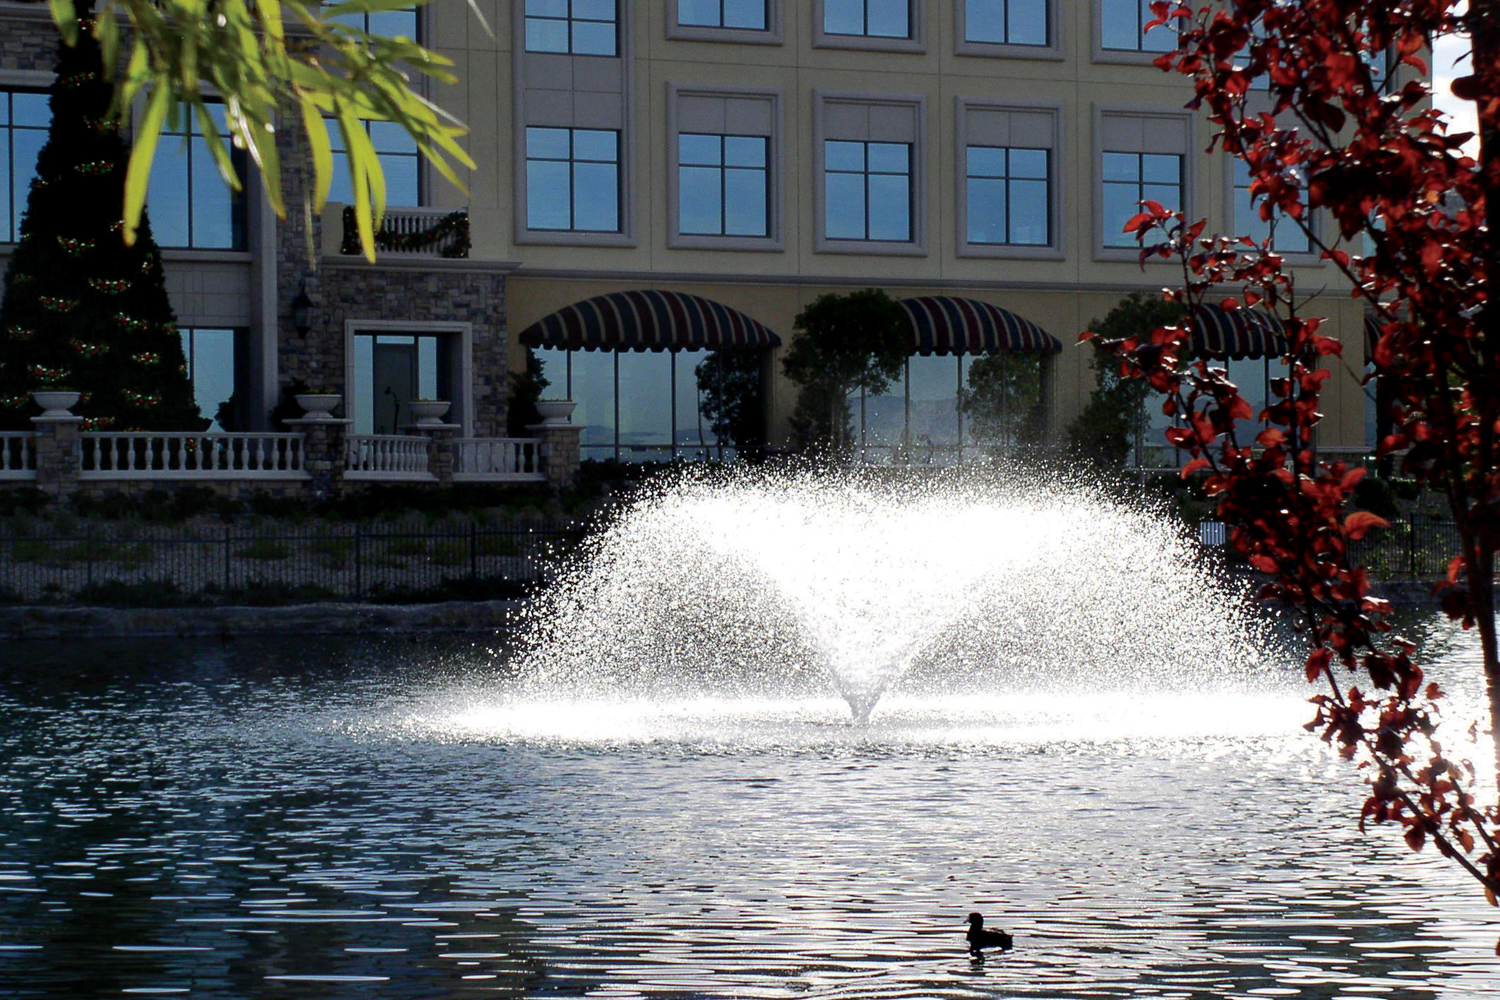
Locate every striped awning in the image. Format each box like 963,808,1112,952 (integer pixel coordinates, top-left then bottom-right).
518,290,781,352
899,296,1062,356
1191,303,1288,360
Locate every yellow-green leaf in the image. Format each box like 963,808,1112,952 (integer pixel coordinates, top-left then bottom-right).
49,0,78,46
298,94,334,211
122,79,172,246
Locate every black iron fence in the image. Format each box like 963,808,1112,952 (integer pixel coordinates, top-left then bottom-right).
0,519,587,605
1203,518,1465,579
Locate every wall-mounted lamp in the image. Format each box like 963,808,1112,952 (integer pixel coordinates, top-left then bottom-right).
292,282,313,337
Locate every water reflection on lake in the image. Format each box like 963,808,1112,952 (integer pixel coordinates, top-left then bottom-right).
2,622,1498,998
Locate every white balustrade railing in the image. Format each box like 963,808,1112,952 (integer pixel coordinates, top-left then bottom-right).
344,434,434,480
80,432,307,479
0,432,36,480
452,437,544,482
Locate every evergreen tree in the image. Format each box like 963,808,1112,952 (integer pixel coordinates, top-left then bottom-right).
0,23,203,432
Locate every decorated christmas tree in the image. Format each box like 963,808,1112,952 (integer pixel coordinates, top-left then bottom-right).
0,24,204,432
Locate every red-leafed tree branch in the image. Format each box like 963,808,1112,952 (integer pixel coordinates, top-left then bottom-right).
1088,0,1500,930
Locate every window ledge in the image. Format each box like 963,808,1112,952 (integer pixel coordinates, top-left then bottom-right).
813,33,926,54
815,240,928,258
667,22,783,45
1093,245,1180,263
954,40,1063,61
957,242,1065,261
668,233,785,253
516,229,637,249
1093,48,1171,66
160,249,254,263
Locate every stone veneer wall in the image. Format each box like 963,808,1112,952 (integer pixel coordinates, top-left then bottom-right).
272,94,511,437
0,11,59,72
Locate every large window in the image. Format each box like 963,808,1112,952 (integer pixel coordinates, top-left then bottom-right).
966,146,1049,246
852,354,1047,464
525,0,618,56
965,0,1047,46
351,332,451,435
327,118,421,208
1101,151,1182,247
1232,158,1309,254
148,102,248,249
1101,0,1175,52
825,0,910,38
324,2,418,39
678,133,769,237
536,349,753,462
824,140,911,242
0,89,48,244
179,328,240,431
679,0,767,30
526,127,621,233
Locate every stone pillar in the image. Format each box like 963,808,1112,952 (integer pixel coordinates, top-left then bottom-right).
406,424,459,487
528,422,583,490
30,413,83,499
285,418,351,498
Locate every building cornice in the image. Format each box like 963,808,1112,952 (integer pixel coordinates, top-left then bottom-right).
320,255,522,275
508,267,1188,296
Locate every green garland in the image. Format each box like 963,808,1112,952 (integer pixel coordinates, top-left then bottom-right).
340,207,471,259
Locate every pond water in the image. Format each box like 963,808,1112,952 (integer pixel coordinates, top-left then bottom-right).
3,623,1499,998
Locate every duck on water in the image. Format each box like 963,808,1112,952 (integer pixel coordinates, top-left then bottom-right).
965,913,1013,957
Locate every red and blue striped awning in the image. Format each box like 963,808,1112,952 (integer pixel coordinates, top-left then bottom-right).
899,296,1062,356
1191,303,1288,360
517,290,781,352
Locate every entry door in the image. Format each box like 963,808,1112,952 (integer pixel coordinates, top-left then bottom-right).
372,342,418,434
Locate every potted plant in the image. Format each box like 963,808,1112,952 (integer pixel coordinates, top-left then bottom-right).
534,398,577,426
408,398,451,426
294,389,342,421
31,388,81,418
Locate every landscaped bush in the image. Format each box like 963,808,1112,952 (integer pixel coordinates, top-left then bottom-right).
0,489,48,518
234,539,293,561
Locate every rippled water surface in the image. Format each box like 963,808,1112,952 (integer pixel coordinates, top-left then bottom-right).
3,625,1500,998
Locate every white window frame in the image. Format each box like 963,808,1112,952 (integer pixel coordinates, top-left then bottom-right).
667,84,784,252
954,0,1063,60
667,0,784,45
813,90,928,257
511,0,637,248
814,0,926,54
1092,105,1195,262
955,97,1064,260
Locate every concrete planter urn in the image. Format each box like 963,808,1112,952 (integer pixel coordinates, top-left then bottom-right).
295,393,342,421
534,399,577,427
31,390,81,419
408,400,451,426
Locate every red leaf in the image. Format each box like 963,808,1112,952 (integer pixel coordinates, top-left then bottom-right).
1123,212,1153,234
1344,511,1389,541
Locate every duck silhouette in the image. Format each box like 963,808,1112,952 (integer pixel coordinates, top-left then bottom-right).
965,912,1013,956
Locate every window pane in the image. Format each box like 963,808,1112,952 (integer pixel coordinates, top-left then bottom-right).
1141,0,1177,51
909,355,959,447
1010,147,1048,179
572,20,618,55
573,161,620,230
535,348,568,404
825,171,866,239
724,0,767,29
679,164,723,235
383,154,420,208
186,329,236,432
1273,218,1310,254
1009,0,1047,45
618,351,673,458
724,135,766,168
1141,153,1180,183
527,0,568,14
1235,184,1268,243
867,0,910,37
968,176,1007,244
867,173,910,242
674,350,718,456
967,145,1006,178
1225,357,1267,442
679,0,721,25
680,133,722,166
369,8,418,40
724,167,768,236
146,140,192,246
1102,151,1139,182
1102,182,1139,246
867,142,908,173
825,140,864,172
190,137,237,248
525,17,569,51
571,351,616,449
12,92,49,127
527,126,571,161
9,118,47,243
418,336,440,401
574,0,615,17
0,138,9,241
574,129,618,162
1009,178,1049,244
966,0,1005,43
370,120,419,156
353,336,375,435
527,159,572,229
1100,0,1138,49
824,0,863,35
1141,182,1181,213
864,378,906,451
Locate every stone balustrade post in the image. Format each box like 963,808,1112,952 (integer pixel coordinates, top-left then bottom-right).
528,422,583,490
30,412,83,499
284,417,350,498
406,423,459,487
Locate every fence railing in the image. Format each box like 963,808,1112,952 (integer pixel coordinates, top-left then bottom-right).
340,206,470,258
453,438,545,481
0,433,36,481
80,433,308,480
1201,518,1465,579
344,435,434,481
0,520,586,604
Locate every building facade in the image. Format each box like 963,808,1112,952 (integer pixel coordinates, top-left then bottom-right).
0,0,1383,467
